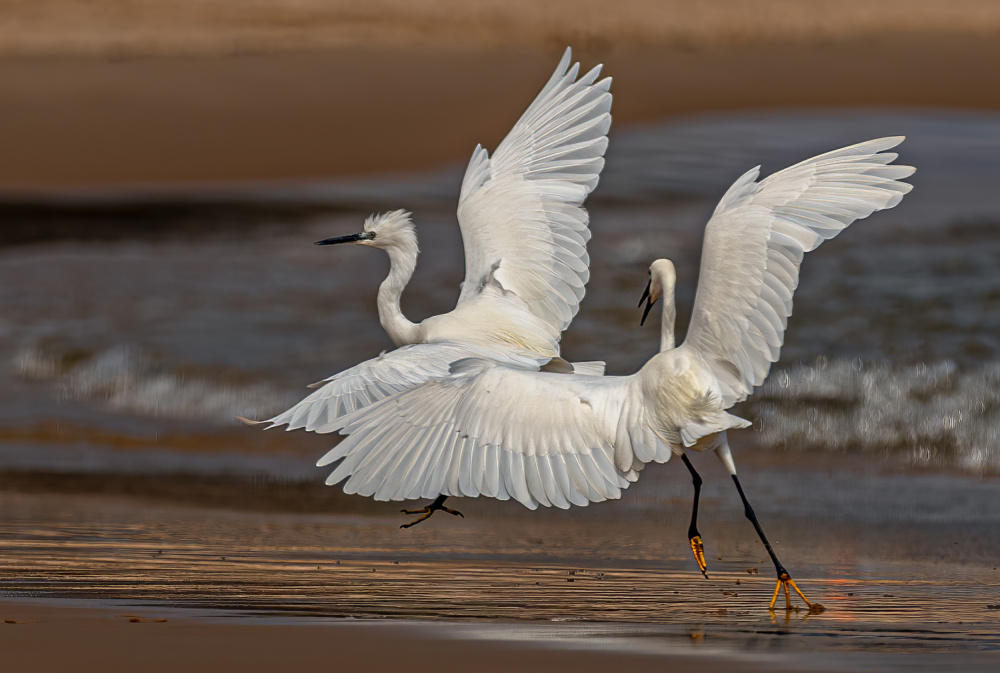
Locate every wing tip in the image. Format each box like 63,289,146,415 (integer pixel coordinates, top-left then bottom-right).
555,46,573,79
857,135,906,155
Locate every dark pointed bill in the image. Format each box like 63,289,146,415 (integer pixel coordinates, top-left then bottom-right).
637,279,651,309
315,231,375,246
638,279,656,326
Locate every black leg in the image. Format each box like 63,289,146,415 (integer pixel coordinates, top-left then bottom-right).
730,473,786,576
400,495,464,529
730,472,823,613
681,454,708,578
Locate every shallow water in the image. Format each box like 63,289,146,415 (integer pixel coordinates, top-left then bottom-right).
4,109,1000,474
2,109,1000,659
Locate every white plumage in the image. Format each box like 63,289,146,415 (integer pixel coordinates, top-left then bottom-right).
256,48,612,433
456,53,611,336
320,137,915,511
683,136,914,406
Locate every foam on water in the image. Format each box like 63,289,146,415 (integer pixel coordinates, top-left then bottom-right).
16,342,295,424
749,358,1000,474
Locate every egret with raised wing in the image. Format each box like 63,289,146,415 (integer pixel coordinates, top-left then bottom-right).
244,49,612,527
319,137,915,611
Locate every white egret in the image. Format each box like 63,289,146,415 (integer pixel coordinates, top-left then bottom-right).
245,49,612,523
316,137,915,610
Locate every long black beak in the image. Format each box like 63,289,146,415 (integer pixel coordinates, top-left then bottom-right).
315,231,375,245
638,279,656,326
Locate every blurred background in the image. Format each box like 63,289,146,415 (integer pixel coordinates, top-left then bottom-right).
2,0,1000,635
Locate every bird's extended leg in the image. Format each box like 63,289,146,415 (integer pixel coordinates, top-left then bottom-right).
399,495,464,529
716,441,824,614
681,454,708,578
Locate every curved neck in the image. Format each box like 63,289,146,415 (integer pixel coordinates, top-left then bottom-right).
377,242,421,346
660,288,676,352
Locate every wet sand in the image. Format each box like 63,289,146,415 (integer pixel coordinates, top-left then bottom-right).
0,599,874,673
2,462,999,670
4,597,999,673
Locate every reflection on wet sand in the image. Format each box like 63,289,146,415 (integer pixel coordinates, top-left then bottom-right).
2,486,999,653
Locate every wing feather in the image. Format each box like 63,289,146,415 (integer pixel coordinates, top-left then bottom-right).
455,47,612,347
474,442,490,496
263,343,480,432
551,453,588,507
426,427,460,498
320,361,655,508
524,455,551,508
679,137,914,406
563,452,600,503
458,437,476,497
504,448,536,510
538,454,571,509
258,342,603,436
444,435,465,497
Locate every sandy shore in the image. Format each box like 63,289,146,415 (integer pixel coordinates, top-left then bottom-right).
2,480,999,658
4,1,1000,57
0,19,998,188
2,479,999,672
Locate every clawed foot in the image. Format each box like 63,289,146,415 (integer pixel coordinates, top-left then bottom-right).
689,534,708,579
399,495,464,529
769,572,825,614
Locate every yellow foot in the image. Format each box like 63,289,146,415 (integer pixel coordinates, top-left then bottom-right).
768,572,825,614
690,535,708,579
399,501,464,529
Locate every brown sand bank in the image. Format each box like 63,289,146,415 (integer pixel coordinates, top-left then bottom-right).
5,1,1000,57
1,34,999,189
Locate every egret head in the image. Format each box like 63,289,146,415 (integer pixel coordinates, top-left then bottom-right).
638,258,676,326
315,210,417,252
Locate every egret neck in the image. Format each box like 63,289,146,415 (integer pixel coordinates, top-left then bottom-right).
640,258,676,352
659,284,676,352
377,234,421,347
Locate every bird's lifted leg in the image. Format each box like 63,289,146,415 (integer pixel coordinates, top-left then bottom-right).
716,442,824,614
399,495,464,529
681,454,708,578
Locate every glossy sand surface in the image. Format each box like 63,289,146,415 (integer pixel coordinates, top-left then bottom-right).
2,458,999,658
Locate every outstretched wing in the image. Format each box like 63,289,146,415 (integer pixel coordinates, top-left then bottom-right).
456,48,612,343
259,343,530,432
257,345,605,433
679,137,915,406
317,361,674,510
